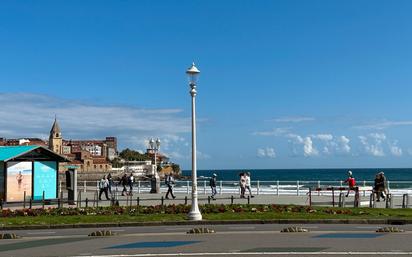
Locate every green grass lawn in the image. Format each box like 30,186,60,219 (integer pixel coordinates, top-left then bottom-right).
1,205,412,227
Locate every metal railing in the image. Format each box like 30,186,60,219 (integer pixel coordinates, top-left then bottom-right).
58,180,412,196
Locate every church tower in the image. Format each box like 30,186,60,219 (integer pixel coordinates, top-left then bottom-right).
49,117,62,154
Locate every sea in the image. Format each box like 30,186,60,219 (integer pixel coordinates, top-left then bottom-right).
182,168,412,182
180,168,412,194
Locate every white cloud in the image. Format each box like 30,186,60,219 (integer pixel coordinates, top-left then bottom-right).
271,117,315,123
257,147,276,158
389,140,403,157
358,133,386,157
354,120,412,130
0,93,191,159
287,134,318,157
252,127,290,136
288,133,351,157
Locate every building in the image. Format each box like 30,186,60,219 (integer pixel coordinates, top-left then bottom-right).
47,119,116,173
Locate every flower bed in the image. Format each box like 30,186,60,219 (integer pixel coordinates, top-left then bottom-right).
0,204,355,218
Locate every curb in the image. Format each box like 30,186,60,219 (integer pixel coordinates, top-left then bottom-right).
0,218,410,230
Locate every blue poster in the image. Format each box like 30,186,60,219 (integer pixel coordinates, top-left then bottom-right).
33,161,57,200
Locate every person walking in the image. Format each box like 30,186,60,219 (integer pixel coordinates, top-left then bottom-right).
245,172,254,198
344,170,356,197
165,174,176,199
209,173,217,200
107,173,113,195
239,172,246,198
98,175,110,200
374,172,386,201
120,173,128,196
128,173,134,196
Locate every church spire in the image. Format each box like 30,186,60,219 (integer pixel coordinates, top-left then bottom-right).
50,116,61,134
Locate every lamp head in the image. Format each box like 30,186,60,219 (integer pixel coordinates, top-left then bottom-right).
186,62,200,84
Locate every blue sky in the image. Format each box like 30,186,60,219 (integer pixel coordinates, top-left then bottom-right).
1,1,412,169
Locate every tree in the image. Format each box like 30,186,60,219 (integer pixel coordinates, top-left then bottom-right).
118,148,151,161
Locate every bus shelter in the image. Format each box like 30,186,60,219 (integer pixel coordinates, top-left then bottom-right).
0,145,69,203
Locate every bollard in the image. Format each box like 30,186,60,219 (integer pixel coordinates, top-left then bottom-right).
57,198,61,208
308,188,312,207
85,198,89,208
208,196,211,204
185,196,188,205
385,194,391,209
247,195,250,205
231,195,234,205
84,180,87,193
23,191,26,209
257,180,260,195
354,187,360,208
338,193,344,207
161,196,164,206
369,193,376,208
138,181,141,194
332,188,335,207
60,191,64,208
402,194,409,208
137,197,140,208
219,180,223,195
42,191,45,209
29,198,32,209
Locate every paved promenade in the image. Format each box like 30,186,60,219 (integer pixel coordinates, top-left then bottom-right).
4,190,407,209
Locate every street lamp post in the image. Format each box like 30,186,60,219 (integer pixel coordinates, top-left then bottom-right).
149,138,161,193
186,62,202,221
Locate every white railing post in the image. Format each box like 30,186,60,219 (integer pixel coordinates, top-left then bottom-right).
297,181,300,196
59,180,62,193
363,180,366,197
387,180,391,193
317,181,321,196
340,180,343,187
276,180,279,196
84,180,87,193
187,181,190,195
204,180,207,195
138,181,141,194
257,180,260,195
96,180,99,190
219,180,223,195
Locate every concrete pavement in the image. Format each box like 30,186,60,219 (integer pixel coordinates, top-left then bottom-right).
0,224,412,257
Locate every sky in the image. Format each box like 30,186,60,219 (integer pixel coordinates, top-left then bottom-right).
1,1,412,170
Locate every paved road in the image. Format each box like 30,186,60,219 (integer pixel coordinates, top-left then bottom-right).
1,224,412,257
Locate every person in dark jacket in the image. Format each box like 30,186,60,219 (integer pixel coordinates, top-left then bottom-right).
165,174,176,199
374,172,386,201
209,173,217,199
120,173,128,196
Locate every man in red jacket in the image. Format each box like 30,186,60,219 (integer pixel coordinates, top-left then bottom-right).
345,170,356,197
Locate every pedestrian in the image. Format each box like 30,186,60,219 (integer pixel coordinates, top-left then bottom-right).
239,172,246,198
344,170,356,197
165,174,176,199
209,173,217,200
245,172,254,198
98,175,110,200
374,172,386,201
128,173,134,196
120,173,128,196
107,173,113,195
